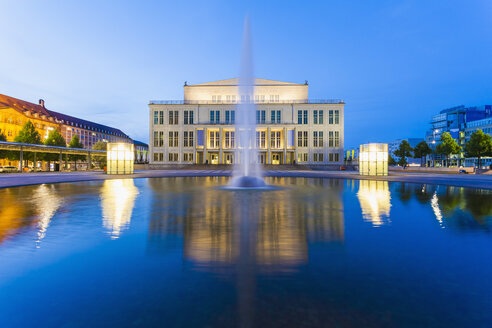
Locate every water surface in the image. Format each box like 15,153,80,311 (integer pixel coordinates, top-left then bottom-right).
0,177,491,327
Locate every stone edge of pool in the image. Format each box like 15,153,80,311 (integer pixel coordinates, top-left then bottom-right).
0,170,491,190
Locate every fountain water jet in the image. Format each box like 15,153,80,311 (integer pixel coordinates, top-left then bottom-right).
229,16,266,188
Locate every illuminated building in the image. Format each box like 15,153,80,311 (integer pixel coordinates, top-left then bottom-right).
359,143,388,176
0,94,132,164
149,78,345,165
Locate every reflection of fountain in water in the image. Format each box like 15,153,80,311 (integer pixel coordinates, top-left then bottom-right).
229,16,265,188
33,184,62,248
357,180,392,227
101,179,139,239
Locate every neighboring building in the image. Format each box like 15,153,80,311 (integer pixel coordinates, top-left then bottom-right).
133,140,149,163
425,105,491,166
388,138,423,165
464,116,492,168
149,78,345,165
0,94,132,148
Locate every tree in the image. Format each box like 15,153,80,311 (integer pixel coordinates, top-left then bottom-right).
0,129,7,160
393,140,413,166
435,132,461,167
463,129,492,168
413,141,433,167
388,154,396,166
43,129,67,170
68,135,84,170
92,141,107,169
13,121,42,165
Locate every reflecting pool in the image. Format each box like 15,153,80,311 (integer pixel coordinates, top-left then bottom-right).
0,177,491,327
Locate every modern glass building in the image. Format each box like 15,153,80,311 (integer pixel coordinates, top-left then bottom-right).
149,79,345,166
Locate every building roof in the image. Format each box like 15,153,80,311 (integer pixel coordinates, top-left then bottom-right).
0,93,52,118
186,78,307,87
0,93,129,138
46,110,129,138
133,140,148,147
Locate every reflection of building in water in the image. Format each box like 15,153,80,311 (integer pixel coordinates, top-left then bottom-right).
357,180,392,227
0,189,32,244
147,177,345,271
256,192,307,267
101,179,139,239
33,184,62,247
183,190,237,263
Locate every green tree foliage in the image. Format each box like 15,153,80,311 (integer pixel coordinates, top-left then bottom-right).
388,154,396,166
0,129,7,159
413,141,433,167
12,121,42,162
92,141,107,169
393,140,413,166
435,132,461,167
463,129,492,168
68,135,85,170
43,129,67,164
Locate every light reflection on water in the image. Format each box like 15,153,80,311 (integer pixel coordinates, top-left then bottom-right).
0,177,491,327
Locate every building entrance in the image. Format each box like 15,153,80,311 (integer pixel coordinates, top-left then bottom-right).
272,153,282,165
210,153,219,165
224,153,234,164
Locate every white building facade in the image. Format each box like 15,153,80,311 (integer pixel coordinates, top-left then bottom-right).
149,78,344,166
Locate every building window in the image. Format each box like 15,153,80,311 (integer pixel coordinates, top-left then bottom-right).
335,153,339,161
270,131,281,149
298,111,303,124
225,110,235,124
303,110,308,124
329,131,334,147
169,111,178,125
313,131,323,147
314,110,318,124
184,111,194,125
334,131,340,147
209,131,220,148
168,153,178,162
159,131,164,147
256,131,266,149
225,131,235,148
154,111,158,124
297,131,308,147
183,153,194,162
184,131,194,147
197,130,204,147
210,110,220,123
271,110,281,123
169,131,178,147
159,111,164,124
334,110,339,124
329,110,333,124
319,110,324,124
297,153,308,163
153,131,159,147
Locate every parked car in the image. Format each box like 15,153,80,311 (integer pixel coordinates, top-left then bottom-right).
0,166,19,173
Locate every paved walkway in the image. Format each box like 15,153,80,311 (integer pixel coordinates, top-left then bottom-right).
0,170,491,189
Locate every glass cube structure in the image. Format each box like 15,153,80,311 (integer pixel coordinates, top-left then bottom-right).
107,143,134,174
359,143,388,176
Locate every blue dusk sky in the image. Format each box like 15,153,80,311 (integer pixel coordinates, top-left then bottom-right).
1,0,491,147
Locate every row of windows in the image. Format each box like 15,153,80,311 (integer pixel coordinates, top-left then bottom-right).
153,152,194,162
153,110,194,125
298,110,339,125
297,152,339,163
211,95,281,103
153,109,341,125
297,131,339,147
154,130,340,149
210,110,236,124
